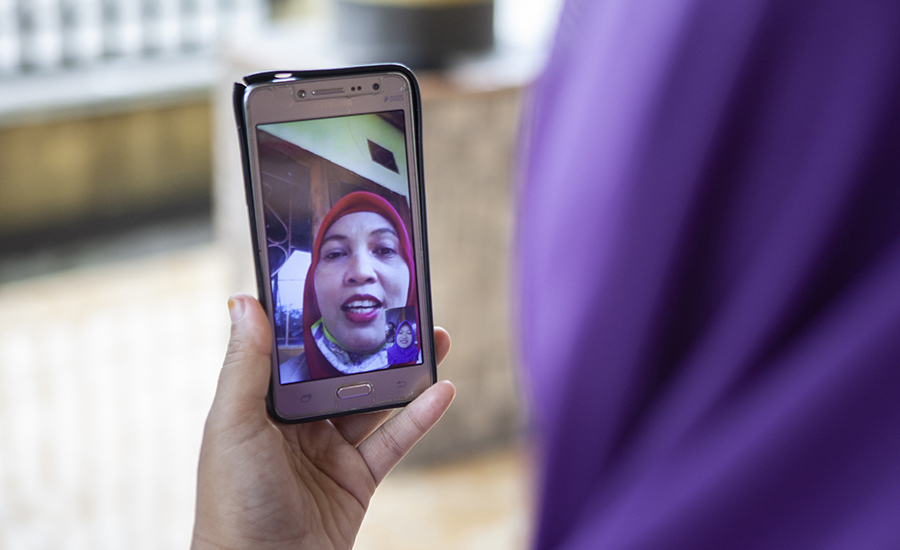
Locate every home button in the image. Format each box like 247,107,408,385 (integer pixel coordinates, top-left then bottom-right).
337,383,373,399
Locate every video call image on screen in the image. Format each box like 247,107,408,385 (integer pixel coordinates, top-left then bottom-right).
255,111,422,385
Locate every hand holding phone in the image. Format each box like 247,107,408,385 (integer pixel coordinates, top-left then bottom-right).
233,65,436,422
192,294,455,550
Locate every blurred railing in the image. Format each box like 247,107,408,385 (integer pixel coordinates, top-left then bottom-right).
0,0,262,120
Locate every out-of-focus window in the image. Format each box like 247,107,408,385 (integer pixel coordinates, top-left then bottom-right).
495,0,564,52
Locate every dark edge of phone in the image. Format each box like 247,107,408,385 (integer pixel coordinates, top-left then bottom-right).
232,63,437,424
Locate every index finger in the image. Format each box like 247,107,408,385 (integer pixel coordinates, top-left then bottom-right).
358,380,456,485
330,327,452,446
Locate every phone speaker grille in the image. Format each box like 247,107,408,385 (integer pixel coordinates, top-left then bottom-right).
311,87,345,96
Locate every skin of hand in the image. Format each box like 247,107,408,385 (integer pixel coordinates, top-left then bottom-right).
191,294,456,550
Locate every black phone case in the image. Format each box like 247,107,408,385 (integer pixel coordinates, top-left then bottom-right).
232,64,436,423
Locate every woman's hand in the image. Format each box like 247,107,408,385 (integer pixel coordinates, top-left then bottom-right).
191,294,455,550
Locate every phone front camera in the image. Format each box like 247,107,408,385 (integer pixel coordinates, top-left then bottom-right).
372,83,380,91
298,90,306,99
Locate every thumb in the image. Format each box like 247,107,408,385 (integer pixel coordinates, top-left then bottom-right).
211,294,273,422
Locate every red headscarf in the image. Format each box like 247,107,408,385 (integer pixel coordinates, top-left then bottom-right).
302,191,416,380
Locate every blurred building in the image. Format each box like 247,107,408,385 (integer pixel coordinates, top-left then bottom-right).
0,0,264,254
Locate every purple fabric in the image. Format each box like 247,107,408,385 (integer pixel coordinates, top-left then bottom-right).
518,0,900,548
388,320,419,365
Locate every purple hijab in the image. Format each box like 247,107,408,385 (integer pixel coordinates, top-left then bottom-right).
518,0,900,548
388,321,419,365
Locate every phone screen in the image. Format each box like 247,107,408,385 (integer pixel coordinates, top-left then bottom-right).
256,111,423,385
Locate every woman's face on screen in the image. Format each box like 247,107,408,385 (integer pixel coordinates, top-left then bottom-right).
314,211,410,354
396,324,413,348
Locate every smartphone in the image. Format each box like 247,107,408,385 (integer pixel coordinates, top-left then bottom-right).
233,65,436,422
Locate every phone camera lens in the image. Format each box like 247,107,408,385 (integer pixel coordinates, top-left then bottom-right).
298,89,306,99
372,83,380,91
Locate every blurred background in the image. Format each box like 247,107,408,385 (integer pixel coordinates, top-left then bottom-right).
0,0,562,548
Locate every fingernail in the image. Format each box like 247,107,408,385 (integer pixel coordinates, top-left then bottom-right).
228,296,246,324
